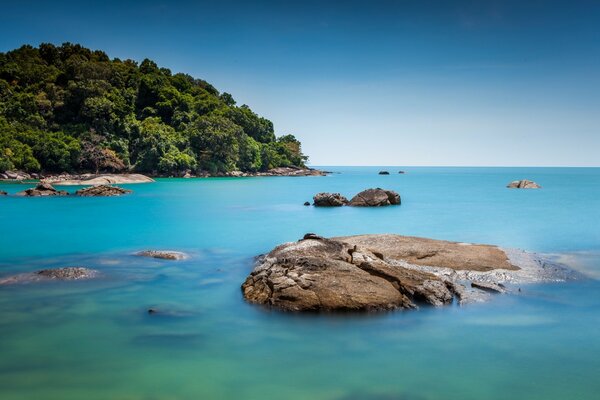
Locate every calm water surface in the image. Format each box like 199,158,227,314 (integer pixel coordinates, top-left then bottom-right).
0,167,599,399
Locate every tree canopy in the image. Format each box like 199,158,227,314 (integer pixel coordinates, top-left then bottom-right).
0,43,308,174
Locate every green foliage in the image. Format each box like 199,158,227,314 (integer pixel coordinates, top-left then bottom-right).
0,43,307,174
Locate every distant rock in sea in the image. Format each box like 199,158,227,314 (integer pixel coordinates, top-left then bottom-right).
0,267,98,285
241,234,581,312
76,185,132,197
135,250,188,260
16,183,68,197
378,171,390,175
348,188,401,207
507,179,541,189
313,192,349,207
398,170,406,174
0,190,7,196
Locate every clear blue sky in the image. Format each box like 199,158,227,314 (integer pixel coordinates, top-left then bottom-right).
1,0,599,166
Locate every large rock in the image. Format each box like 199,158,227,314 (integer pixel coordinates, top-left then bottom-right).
16,183,68,197
348,188,401,207
242,234,520,312
43,173,154,185
242,234,581,311
507,179,541,189
313,192,349,207
76,185,132,197
0,267,98,285
2,170,31,180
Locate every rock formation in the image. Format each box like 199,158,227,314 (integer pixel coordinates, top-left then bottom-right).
507,179,541,189
313,192,349,207
348,188,401,207
16,183,68,196
75,185,132,197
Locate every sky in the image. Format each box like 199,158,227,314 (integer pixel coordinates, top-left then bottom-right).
1,0,599,166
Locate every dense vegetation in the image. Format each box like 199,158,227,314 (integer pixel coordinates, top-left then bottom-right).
0,43,307,174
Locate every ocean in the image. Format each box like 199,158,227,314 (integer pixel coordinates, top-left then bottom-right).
0,167,599,399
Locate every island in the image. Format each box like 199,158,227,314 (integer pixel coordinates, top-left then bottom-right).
0,43,310,178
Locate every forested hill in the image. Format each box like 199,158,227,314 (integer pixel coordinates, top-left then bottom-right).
0,43,307,175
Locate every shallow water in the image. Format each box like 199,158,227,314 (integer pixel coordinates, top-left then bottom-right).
0,167,599,400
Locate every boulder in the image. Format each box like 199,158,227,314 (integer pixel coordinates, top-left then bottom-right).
16,183,68,197
0,267,98,285
348,188,401,207
378,171,390,175
313,192,349,207
75,185,132,197
303,201,311,206
398,170,406,174
135,250,188,260
241,234,511,312
3,170,31,180
507,179,541,189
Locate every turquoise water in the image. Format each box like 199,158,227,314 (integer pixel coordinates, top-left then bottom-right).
0,167,599,399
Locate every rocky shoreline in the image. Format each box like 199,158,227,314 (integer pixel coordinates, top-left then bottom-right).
242,234,582,311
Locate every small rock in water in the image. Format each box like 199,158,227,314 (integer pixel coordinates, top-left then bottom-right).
348,188,401,207
76,184,132,197
16,183,68,197
507,179,541,189
378,171,390,175
313,192,348,207
0,267,98,284
398,170,406,174
303,201,310,206
136,250,188,260
0,190,7,196
471,281,506,293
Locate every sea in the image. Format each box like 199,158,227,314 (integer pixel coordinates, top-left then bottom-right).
0,167,599,399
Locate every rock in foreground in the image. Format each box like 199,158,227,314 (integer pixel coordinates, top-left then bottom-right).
349,188,401,207
136,250,188,260
76,185,132,197
507,179,541,189
16,183,68,197
313,192,349,207
242,234,579,312
0,267,98,285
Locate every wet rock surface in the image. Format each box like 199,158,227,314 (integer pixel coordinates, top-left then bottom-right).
75,184,132,197
135,250,188,260
0,267,98,285
16,183,68,197
507,179,541,189
242,234,581,312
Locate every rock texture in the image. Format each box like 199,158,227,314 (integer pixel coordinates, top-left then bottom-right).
507,179,541,189
348,188,401,207
0,267,98,285
75,185,132,197
135,250,188,260
43,173,154,185
313,192,349,207
242,234,580,312
16,183,68,197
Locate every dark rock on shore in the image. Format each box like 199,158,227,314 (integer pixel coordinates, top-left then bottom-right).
0,267,98,285
16,183,68,197
348,188,401,207
507,179,541,189
76,185,132,197
313,192,349,207
136,250,188,260
378,171,390,175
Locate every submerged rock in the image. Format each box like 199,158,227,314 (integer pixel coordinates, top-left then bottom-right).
16,183,68,197
242,234,578,312
0,267,98,285
0,190,7,196
348,188,401,207
75,184,132,197
136,250,188,260
507,179,541,189
313,192,349,207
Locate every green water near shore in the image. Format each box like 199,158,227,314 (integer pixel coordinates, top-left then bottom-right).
1,167,599,399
